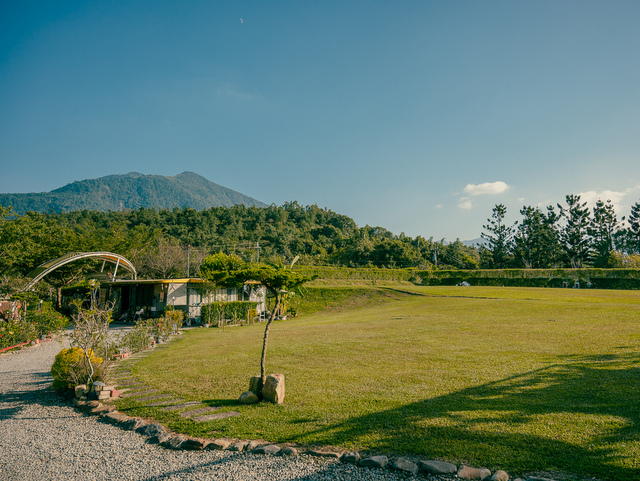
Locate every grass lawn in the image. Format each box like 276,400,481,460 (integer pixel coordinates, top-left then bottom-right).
116,285,640,480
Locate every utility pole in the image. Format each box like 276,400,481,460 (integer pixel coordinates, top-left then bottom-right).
187,244,191,277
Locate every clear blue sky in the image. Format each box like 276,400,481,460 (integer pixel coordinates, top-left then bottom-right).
2,1,640,241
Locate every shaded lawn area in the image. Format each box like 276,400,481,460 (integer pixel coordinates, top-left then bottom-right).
119,286,640,481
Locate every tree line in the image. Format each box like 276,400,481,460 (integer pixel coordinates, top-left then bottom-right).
0,202,478,295
480,195,640,269
3,193,637,300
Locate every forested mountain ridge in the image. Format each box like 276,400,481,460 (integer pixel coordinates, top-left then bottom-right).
0,172,267,214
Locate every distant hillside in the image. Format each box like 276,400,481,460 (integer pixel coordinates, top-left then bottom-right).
0,172,268,214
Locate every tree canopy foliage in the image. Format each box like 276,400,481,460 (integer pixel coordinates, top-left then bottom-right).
3,192,640,296
0,202,479,286
480,196,640,268
200,252,314,384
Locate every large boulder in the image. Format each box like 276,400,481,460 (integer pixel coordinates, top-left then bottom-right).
238,390,260,404
249,376,263,398
262,373,285,404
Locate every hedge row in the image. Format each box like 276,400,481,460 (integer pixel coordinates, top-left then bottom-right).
200,301,259,325
415,268,640,289
294,266,416,282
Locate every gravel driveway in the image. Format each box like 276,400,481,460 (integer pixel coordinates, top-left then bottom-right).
0,340,422,481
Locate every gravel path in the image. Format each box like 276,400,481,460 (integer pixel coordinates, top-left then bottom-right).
0,340,423,481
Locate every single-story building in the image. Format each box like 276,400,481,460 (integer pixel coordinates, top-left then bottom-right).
102,277,267,323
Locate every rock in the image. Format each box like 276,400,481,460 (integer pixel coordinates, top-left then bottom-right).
102,412,130,425
206,439,232,450
160,434,187,449
279,446,298,456
249,376,263,397
181,437,210,450
147,433,172,445
136,422,168,438
75,384,89,398
341,452,361,464
251,444,281,455
524,478,557,481
262,373,285,404
419,460,458,475
229,440,250,452
359,456,389,469
491,470,510,481
83,400,101,410
238,390,260,404
110,389,120,398
91,404,116,416
458,465,492,480
120,417,145,431
392,458,418,474
307,448,342,458
246,440,265,451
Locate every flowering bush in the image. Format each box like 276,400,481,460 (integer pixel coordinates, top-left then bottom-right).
0,304,69,350
50,347,103,390
119,318,155,353
30,308,69,338
0,319,37,349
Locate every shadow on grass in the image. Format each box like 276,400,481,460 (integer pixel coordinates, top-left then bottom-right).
201,398,242,408
291,353,640,481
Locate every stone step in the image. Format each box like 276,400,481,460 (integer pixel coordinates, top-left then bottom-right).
146,398,185,407
192,411,240,422
179,406,220,418
121,388,159,398
160,401,202,412
114,379,143,386
133,393,174,403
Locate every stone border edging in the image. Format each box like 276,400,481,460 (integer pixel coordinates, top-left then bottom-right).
71,397,551,481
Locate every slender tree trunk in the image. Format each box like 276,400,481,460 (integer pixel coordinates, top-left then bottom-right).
260,292,280,384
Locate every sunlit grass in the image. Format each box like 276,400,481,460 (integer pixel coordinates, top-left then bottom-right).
117,285,640,480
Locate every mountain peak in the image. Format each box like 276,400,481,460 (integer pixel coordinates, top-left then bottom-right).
0,173,267,214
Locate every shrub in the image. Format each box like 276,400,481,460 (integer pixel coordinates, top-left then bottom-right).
0,305,68,350
50,347,103,390
200,301,258,326
119,318,155,353
30,308,69,338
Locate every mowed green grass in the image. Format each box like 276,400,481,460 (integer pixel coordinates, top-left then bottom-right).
120,286,640,480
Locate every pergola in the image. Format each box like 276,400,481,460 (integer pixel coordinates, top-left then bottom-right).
24,251,137,291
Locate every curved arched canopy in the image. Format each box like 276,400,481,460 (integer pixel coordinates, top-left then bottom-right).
24,251,137,291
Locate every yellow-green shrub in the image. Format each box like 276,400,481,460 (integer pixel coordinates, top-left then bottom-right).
50,347,103,390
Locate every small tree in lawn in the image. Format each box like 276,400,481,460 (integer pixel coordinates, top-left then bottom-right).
199,253,314,388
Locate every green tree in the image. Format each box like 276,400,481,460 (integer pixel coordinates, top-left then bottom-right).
481,204,514,268
513,206,561,268
200,253,314,386
623,201,640,254
589,199,621,267
558,194,591,268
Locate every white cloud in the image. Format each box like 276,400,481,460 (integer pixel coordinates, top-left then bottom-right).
575,184,640,217
458,197,474,210
463,181,510,196
578,189,627,208
435,203,443,209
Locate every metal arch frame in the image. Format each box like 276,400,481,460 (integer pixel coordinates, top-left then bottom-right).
24,251,137,291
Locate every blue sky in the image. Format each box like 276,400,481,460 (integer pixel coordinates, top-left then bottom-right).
2,1,640,241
